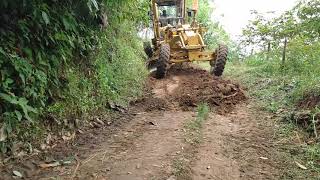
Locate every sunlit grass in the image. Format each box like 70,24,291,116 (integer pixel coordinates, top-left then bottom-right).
226,58,320,178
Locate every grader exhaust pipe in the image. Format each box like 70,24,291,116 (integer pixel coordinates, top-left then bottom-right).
192,0,199,11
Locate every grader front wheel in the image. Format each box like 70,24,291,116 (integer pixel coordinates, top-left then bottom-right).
210,45,228,77
156,44,170,79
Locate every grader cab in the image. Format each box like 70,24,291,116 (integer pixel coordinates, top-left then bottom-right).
145,0,228,78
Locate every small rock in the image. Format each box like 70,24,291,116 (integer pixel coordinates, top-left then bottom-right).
95,118,105,125
74,119,80,128
148,121,156,126
78,129,84,134
295,161,307,170
206,166,211,170
62,160,72,165
13,170,23,178
259,157,268,160
93,122,102,128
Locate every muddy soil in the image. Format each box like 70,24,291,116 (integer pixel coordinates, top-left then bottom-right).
133,66,246,113
0,66,281,180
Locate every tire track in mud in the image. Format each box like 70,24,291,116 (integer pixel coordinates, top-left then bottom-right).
190,104,279,180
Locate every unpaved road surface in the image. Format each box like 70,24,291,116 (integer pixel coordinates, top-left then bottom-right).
1,66,280,179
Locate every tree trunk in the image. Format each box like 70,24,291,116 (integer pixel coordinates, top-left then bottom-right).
267,42,271,61
281,38,287,70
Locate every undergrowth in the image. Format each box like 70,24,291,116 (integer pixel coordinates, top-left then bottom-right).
225,58,320,178
0,0,149,155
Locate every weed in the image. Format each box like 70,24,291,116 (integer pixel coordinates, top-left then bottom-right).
184,103,209,145
226,60,320,178
173,103,209,179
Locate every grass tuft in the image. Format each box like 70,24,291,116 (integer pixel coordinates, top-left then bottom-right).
173,103,210,179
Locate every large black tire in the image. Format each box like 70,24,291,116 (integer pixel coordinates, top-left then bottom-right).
156,44,170,79
143,41,153,58
210,45,228,76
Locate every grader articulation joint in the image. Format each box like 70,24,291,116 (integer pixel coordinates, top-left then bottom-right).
145,0,228,78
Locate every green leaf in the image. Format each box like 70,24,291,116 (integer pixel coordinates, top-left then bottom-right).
42,11,50,25
54,33,68,41
62,17,71,30
16,98,36,123
91,0,99,10
15,111,22,122
22,48,33,58
19,73,26,85
0,47,5,55
87,0,99,12
0,93,18,104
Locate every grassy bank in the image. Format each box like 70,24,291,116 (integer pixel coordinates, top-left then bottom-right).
224,60,320,178
0,0,148,156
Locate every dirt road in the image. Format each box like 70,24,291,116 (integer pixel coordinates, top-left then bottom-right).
1,66,280,179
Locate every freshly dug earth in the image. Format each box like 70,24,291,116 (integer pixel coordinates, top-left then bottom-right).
0,65,281,180
133,66,246,113
291,93,320,134
297,93,320,110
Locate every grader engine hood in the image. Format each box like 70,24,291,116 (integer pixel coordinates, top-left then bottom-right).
165,25,206,50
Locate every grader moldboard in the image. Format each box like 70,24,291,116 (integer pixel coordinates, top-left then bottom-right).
145,0,228,79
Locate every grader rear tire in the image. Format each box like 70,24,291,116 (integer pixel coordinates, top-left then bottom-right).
156,44,170,79
211,45,228,77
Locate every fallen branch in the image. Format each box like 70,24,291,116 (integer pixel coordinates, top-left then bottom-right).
71,155,80,179
222,92,239,99
312,114,318,138
204,92,239,100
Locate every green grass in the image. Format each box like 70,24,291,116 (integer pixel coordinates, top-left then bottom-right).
0,25,148,155
184,103,210,145
225,59,320,179
172,103,210,180
173,103,210,180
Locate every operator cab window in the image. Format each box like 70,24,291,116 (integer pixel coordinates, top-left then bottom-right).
158,5,182,27
159,6,177,18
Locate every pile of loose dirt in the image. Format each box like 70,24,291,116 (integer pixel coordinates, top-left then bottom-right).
290,93,320,135
297,94,320,110
131,66,246,113
131,96,170,111
168,66,247,113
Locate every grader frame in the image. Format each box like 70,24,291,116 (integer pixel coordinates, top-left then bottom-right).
146,0,228,78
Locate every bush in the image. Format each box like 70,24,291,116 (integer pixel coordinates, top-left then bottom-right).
0,0,148,154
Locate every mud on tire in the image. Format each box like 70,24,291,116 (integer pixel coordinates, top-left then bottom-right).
156,43,170,79
210,45,228,76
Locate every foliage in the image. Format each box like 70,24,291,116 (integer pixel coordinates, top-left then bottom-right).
235,1,320,173
224,60,320,178
240,0,320,101
0,0,148,154
186,0,239,61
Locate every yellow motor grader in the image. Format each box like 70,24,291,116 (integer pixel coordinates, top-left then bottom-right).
145,0,228,78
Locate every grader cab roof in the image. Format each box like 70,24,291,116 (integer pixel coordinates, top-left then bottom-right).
156,0,182,6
